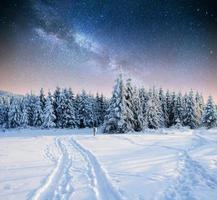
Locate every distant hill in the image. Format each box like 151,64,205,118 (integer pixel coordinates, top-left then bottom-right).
0,90,22,98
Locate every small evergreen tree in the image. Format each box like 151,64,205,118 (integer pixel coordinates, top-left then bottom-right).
201,96,217,129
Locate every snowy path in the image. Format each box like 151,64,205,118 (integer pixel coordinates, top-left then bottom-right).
69,137,123,200
0,129,217,200
32,136,122,200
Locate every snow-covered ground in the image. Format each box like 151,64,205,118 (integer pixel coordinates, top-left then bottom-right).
0,128,217,200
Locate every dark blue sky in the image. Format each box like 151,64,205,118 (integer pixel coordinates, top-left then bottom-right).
0,0,217,100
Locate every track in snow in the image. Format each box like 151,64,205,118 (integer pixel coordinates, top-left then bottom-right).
162,133,217,200
32,138,73,200
69,137,123,200
32,137,123,200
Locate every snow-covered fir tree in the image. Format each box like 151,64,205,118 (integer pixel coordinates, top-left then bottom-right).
94,93,107,127
169,92,176,126
173,92,184,126
201,96,217,129
61,88,76,128
124,78,135,131
8,97,22,128
183,90,198,129
165,90,172,127
132,87,144,131
138,88,149,127
26,93,37,126
159,88,168,127
0,97,10,128
75,90,92,128
43,94,56,129
53,87,61,128
20,97,28,128
39,88,46,111
195,92,204,127
145,89,163,129
103,75,129,133
33,96,43,127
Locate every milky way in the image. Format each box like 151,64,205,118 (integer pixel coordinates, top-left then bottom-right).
0,0,217,100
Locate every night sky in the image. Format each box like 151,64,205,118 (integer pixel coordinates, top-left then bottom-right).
0,0,217,100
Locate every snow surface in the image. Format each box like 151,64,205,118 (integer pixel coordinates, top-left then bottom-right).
0,128,217,200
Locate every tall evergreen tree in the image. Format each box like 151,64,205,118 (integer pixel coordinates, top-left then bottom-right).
159,88,168,127
173,92,184,126
43,95,56,129
132,87,144,131
103,75,129,133
39,88,46,111
139,88,149,128
8,97,22,128
33,96,43,127
124,78,135,131
0,97,9,128
183,90,198,129
165,90,172,127
20,97,28,128
195,92,204,127
53,87,61,128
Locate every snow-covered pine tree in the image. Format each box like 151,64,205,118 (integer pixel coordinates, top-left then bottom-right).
33,96,43,127
67,88,76,128
61,88,76,128
138,88,149,128
74,94,82,128
173,92,184,126
195,92,204,127
0,97,9,128
20,97,28,128
95,93,107,126
124,78,135,131
53,87,61,128
26,93,36,126
201,96,217,129
86,94,96,128
43,95,56,129
103,74,129,133
144,88,163,129
169,92,176,126
55,89,66,128
159,88,168,127
39,88,46,112
75,90,92,128
183,90,198,129
132,87,144,131
165,90,172,127
94,93,101,127
8,97,22,128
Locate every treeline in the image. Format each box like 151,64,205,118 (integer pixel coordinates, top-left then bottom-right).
0,88,108,129
0,75,217,132
103,75,217,133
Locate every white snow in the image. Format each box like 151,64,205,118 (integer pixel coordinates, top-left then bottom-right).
0,128,217,200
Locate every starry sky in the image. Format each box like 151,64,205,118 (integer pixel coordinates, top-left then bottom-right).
0,0,217,100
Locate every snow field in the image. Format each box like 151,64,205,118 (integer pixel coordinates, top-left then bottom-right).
0,128,217,200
